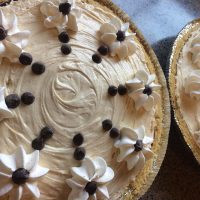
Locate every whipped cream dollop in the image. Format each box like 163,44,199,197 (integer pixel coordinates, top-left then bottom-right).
184,70,200,100
66,157,114,200
0,146,49,200
126,70,161,111
0,9,30,63
40,0,81,32
114,126,153,171
99,17,137,59
0,87,12,121
190,38,200,68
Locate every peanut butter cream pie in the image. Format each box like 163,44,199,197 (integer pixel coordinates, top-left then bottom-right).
0,0,170,199
170,19,200,163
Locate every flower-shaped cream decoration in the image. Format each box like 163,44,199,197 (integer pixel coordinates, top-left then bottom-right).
126,70,161,111
114,126,153,171
66,157,114,200
0,87,12,121
184,70,200,100
40,0,81,32
0,146,49,200
190,38,200,68
99,17,137,59
0,9,30,63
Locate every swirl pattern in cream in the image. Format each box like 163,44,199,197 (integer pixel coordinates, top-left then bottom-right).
0,1,161,199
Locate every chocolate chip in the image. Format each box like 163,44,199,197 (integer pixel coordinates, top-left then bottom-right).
98,45,109,56
59,2,71,15
116,30,126,42
109,128,120,139
143,85,152,96
12,168,30,185
108,85,118,96
0,26,7,41
19,52,33,65
118,84,127,95
74,147,86,160
102,119,112,131
58,31,70,43
21,92,35,105
73,133,84,146
32,62,45,75
32,137,45,150
5,94,20,109
85,181,97,195
40,126,54,140
134,140,143,152
61,44,72,55
92,54,102,64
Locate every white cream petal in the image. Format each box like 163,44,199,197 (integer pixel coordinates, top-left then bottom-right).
25,150,39,172
143,147,154,161
116,147,134,162
143,95,154,111
101,33,117,45
95,167,114,183
68,188,89,200
29,165,49,179
110,41,120,56
15,146,26,169
121,22,129,32
134,126,145,140
0,42,5,54
7,30,30,49
70,8,82,19
110,17,121,30
0,183,13,197
68,13,78,32
116,43,128,59
25,183,40,198
7,14,18,35
116,136,136,147
40,1,59,16
126,40,137,56
66,178,84,189
151,91,160,105
135,70,149,84
126,152,140,170
97,185,109,199
0,154,16,172
143,136,153,145
0,10,7,29
132,152,146,175
100,23,117,34
134,93,148,110
9,186,23,200
71,157,95,182
120,127,138,140
93,157,107,178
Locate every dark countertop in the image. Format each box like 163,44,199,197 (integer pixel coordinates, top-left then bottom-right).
112,1,200,200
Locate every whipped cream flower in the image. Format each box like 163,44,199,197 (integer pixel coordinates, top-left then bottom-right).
126,70,161,111
0,146,49,200
114,126,153,171
184,70,200,100
40,0,81,32
190,38,200,68
0,87,12,121
99,17,137,59
66,157,114,200
0,9,30,63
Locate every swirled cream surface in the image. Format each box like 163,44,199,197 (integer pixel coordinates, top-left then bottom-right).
176,28,200,144
0,0,161,199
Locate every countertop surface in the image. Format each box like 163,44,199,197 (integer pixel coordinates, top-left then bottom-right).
112,1,200,200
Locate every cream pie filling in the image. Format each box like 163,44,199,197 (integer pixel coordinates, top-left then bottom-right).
176,28,200,145
0,0,162,199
